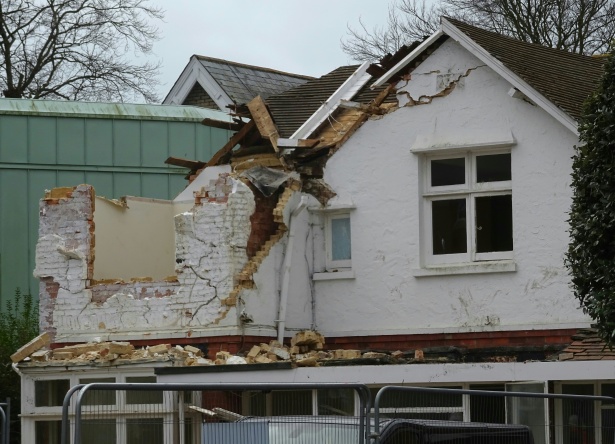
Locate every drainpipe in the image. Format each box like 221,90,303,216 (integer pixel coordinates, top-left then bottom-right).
277,196,308,343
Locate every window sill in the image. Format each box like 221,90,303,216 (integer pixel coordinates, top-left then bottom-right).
313,270,355,281
412,260,516,277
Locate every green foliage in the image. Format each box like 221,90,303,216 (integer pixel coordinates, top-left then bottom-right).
566,52,615,345
0,289,39,444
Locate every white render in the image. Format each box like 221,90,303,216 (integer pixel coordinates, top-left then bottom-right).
244,38,590,339
34,36,591,343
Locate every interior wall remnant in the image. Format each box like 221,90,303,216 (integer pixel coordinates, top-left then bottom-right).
34,177,259,343
94,197,192,281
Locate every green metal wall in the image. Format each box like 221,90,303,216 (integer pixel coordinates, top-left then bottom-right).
0,114,231,307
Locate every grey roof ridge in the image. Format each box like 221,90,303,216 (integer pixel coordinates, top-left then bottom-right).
194,54,316,80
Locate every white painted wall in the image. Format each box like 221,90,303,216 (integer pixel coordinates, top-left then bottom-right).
260,39,590,339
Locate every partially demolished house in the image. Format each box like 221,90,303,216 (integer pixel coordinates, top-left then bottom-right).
17,16,615,444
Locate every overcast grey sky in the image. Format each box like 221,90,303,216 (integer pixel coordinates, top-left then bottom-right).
149,1,396,100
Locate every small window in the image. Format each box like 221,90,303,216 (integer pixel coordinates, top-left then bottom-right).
125,376,163,404
327,213,352,270
35,420,62,444
81,419,117,444
126,418,164,444
35,379,70,407
79,377,116,406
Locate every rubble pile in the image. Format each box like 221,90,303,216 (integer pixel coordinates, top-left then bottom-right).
11,330,435,368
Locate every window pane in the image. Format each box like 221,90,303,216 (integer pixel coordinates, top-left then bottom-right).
469,384,505,423
476,195,513,253
318,388,355,415
35,379,70,407
331,217,351,261
272,390,312,415
602,384,615,398
81,419,116,444
561,384,595,444
432,199,467,255
431,158,465,186
79,378,116,405
126,418,163,444
603,410,615,444
477,153,511,182
125,376,163,404
35,420,61,444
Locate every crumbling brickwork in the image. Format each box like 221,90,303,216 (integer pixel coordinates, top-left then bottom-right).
35,177,257,343
35,185,94,336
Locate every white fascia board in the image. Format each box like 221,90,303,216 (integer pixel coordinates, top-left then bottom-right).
157,360,615,385
291,61,372,140
162,56,234,111
440,18,578,135
163,56,202,105
372,30,445,88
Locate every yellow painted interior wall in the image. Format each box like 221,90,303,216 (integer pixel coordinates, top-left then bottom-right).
93,196,192,280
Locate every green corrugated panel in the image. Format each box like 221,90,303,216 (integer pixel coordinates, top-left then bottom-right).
85,120,113,165
0,170,30,308
142,173,170,200
141,121,169,167
0,109,232,308
0,116,27,163
169,121,197,160
58,118,86,165
113,120,141,166
29,117,57,164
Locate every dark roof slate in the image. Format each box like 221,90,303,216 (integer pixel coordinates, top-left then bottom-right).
196,56,314,105
266,65,394,138
445,17,605,121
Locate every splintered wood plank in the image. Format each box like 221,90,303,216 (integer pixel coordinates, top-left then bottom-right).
247,96,280,152
205,120,256,167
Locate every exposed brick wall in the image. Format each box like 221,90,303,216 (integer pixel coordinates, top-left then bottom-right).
324,329,578,351
182,82,220,110
247,184,280,258
90,279,179,303
36,179,256,343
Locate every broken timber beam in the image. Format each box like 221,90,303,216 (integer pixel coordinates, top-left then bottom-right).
165,156,206,170
205,120,256,167
201,118,242,131
247,96,280,152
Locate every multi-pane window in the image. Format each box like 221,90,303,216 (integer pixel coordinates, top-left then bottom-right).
425,152,513,264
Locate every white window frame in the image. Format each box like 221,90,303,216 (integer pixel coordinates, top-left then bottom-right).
422,150,513,266
554,381,615,444
22,368,200,444
326,212,352,271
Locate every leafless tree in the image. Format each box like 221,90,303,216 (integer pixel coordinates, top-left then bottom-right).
0,0,164,102
342,0,615,61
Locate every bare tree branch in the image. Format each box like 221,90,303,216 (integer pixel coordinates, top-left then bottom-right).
0,0,163,102
342,0,615,61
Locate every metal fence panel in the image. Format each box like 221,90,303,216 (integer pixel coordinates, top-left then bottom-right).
61,383,371,444
372,386,615,444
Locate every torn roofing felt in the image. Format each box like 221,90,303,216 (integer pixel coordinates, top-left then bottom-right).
241,166,295,197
